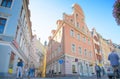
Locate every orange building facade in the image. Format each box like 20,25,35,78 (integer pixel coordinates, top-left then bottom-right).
46,4,96,76
91,28,102,66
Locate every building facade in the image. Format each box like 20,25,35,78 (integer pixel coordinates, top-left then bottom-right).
31,35,47,77
98,35,111,70
31,35,41,69
46,4,96,76
91,28,102,66
0,0,32,76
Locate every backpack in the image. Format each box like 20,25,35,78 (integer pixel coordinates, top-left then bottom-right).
17,62,23,67
95,65,100,71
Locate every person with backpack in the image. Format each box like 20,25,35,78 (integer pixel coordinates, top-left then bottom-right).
95,64,101,79
16,59,24,78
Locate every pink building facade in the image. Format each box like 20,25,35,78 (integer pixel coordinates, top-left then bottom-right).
46,4,96,76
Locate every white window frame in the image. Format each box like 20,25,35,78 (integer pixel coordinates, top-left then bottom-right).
84,49,87,56
77,34,80,40
71,43,76,53
78,47,82,54
0,17,7,34
70,29,74,37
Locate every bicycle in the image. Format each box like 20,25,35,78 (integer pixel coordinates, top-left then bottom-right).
113,66,119,79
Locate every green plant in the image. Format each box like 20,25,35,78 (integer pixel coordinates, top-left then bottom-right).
113,0,120,25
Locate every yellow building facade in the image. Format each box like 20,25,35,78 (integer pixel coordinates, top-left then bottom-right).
99,36,111,69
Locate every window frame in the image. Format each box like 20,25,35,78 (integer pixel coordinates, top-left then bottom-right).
70,29,74,37
77,22,80,29
71,43,76,53
84,49,87,56
1,0,13,8
0,17,7,34
78,47,82,54
77,34,80,40
83,37,86,42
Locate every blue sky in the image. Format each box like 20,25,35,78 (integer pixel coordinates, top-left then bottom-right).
29,0,120,44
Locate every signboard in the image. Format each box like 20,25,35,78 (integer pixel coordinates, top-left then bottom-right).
58,59,64,64
75,58,78,62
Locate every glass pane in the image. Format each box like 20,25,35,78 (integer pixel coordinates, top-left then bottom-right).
1,19,6,25
7,2,11,8
0,25,4,34
1,1,6,7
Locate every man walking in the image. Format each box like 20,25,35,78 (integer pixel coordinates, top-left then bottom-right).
108,48,119,78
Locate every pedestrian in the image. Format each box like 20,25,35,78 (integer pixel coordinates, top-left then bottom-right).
95,64,101,79
28,64,35,77
101,67,105,76
28,65,32,77
49,70,51,77
31,65,35,77
24,64,28,77
108,48,119,77
51,70,54,77
16,58,24,78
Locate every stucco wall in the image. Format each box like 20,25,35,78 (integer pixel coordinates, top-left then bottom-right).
0,44,11,73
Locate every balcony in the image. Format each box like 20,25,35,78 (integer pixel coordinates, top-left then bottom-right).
0,35,13,42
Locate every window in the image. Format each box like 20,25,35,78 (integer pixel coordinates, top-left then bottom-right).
76,13,78,17
1,0,12,8
82,27,84,32
78,47,82,54
84,49,87,56
83,37,86,42
70,19,73,22
19,33,23,47
72,44,76,52
79,62,83,73
77,22,79,28
0,17,6,34
88,39,90,45
15,26,19,39
89,51,92,57
77,34,80,40
58,45,61,53
70,29,74,37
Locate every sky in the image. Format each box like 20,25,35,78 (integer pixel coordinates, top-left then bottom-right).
29,0,120,44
